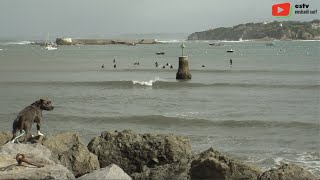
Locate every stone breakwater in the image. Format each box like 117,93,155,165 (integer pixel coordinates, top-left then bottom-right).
56,38,159,45
0,130,317,180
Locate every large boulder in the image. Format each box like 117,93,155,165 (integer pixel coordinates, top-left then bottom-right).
0,142,75,179
77,164,132,180
190,148,262,180
131,158,191,180
42,132,100,178
0,131,12,146
259,164,317,180
87,130,192,178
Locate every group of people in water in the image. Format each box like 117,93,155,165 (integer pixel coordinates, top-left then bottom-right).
155,62,173,69
102,59,117,69
102,58,233,69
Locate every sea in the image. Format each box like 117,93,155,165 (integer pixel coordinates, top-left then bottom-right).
0,39,319,175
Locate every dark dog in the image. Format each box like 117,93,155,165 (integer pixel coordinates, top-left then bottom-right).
11,99,54,143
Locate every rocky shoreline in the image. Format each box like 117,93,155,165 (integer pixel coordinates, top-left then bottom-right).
0,130,317,180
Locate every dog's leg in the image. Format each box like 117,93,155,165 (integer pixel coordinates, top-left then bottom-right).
24,131,32,143
36,123,44,136
11,118,19,143
23,122,32,143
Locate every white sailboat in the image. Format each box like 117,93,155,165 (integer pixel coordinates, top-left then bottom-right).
43,33,57,50
43,45,57,50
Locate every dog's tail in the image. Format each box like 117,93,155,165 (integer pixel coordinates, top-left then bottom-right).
12,120,16,133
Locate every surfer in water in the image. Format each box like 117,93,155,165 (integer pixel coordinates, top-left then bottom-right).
229,59,232,66
101,64,104,68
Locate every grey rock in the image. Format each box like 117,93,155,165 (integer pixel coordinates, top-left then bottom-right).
131,159,191,180
190,148,262,180
0,131,12,146
87,130,192,178
0,142,75,180
43,132,100,178
259,164,317,180
77,164,132,180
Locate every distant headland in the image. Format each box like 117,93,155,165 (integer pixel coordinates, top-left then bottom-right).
187,20,320,41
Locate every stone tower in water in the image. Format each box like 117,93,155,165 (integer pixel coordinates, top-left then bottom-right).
176,43,191,80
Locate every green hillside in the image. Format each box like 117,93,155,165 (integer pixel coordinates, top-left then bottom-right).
187,20,320,41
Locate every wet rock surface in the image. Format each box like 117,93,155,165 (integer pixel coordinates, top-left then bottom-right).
0,142,75,179
0,130,317,180
259,164,317,180
42,132,100,178
87,129,192,179
190,148,262,180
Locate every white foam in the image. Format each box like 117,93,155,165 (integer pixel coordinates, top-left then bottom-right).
157,39,184,43
274,157,284,166
221,39,253,43
292,39,320,42
132,77,160,87
295,152,320,172
175,112,201,118
7,41,34,45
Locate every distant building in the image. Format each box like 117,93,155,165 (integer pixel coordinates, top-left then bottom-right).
62,38,72,43
263,21,269,25
279,23,283,27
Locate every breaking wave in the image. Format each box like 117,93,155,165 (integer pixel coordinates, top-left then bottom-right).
132,77,160,86
45,114,319,130
157,39,184,43
2,80,319,90
3,41,34,45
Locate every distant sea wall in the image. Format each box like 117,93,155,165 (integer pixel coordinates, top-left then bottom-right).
56,38,159,45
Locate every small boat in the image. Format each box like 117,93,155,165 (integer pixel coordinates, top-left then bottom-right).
209,43,223,46
42,32,57,50
266,42,275,46
43,44,57,50
156,52,165,55
226,49,234,53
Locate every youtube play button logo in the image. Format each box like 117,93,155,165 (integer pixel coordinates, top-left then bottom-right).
272,3,291,16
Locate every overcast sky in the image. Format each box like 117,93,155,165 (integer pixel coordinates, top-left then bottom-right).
0,0,318,39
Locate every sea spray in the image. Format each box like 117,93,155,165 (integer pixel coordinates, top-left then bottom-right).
132,77,160,86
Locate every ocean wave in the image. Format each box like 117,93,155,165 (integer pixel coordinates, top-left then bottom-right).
45,114,318,130
252,154,320,176
157,39,184,43
132,77,160,86
4,41,34,45
2,80,319,90
220,40,253,43
104,68,319,75
292,39,320,42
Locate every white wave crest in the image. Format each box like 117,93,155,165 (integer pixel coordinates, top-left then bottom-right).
157,39,184,43
7,41,34,45
132,77,160,86
221,40,253,43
